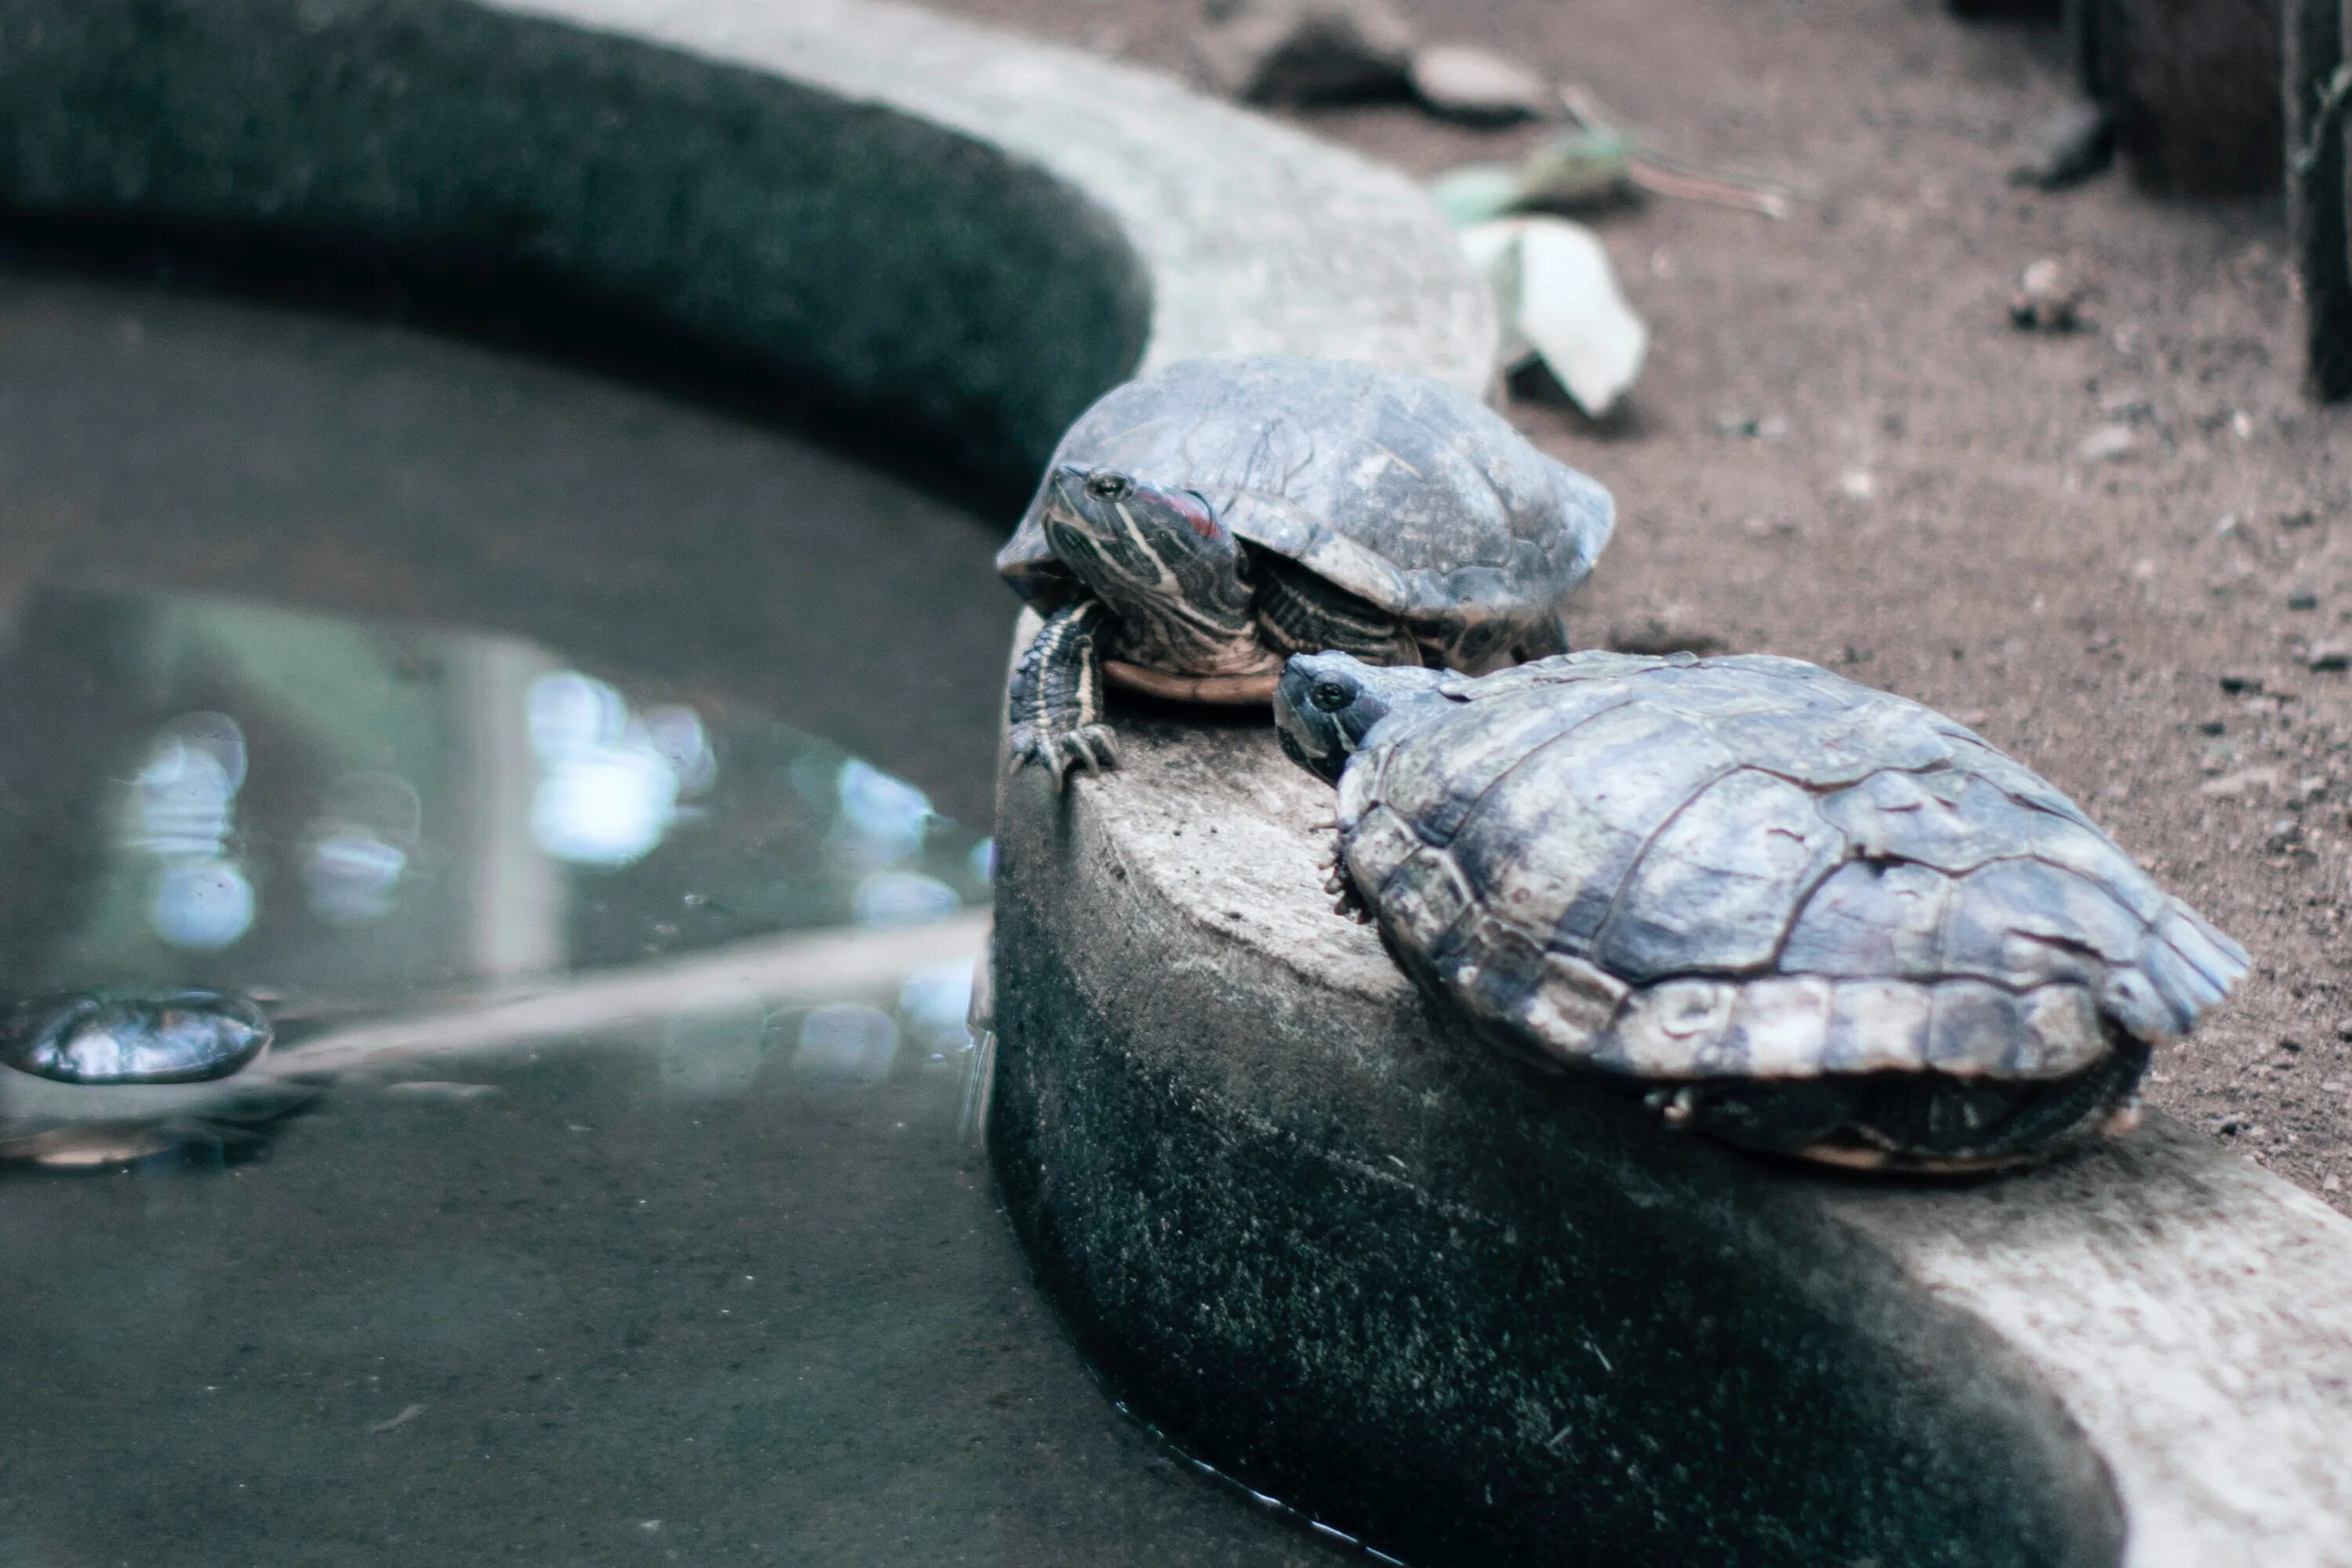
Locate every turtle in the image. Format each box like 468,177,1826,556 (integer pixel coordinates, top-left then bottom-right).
1272,648,2249,1171
996,354,1615,787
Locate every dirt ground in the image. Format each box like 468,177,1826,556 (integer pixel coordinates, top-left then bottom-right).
931,0,2352,1208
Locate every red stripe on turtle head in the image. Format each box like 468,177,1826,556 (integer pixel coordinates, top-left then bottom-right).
1160,487,1223,541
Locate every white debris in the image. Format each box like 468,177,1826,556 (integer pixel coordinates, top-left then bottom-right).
1460,216,1647,417
1408,44,1552,123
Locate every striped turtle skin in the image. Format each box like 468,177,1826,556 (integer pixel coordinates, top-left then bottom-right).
1275,649,2249,1170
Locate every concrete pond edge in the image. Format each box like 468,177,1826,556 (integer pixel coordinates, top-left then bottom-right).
0,1,2344,1563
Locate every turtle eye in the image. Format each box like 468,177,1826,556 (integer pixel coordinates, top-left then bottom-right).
1310,681,1354,713
1084,472,1134,503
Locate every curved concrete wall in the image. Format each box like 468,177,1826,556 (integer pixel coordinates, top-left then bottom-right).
0,0,1491,480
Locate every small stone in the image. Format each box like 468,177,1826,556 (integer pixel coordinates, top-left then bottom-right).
2006,100,2114,191
2288,589,2321,611
2198,765,2281,798
2077,424,2135,462
2267,817,2304,851
2307,643,2352,673
1194,0,1416,104
2215,1114,2245,1135
2281,1036,2306,1053
2012,256,2088,332
1837,468,1876,500
2326,1174,2344,1194
2281,508,2321,531
1714,412,1788,441
2198,718,2227,735
2217,671,2264,694
1408,44,1552,124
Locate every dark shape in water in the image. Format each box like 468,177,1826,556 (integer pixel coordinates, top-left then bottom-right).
0,990,273,1085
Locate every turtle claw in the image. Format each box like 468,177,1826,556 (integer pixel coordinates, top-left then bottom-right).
1329,873,1373,924
1011,723,1122,791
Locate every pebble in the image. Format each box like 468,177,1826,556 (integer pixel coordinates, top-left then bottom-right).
2078,424,2135,462
2288,588,2321,611
1715,412,1788,441
1407,43,1553,123
2306,643,2352,673
2012,256,2088,332
2198,764,2281,798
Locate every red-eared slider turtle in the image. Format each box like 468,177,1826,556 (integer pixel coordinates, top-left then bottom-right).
1272,648,2249,1171
996,355,1614,787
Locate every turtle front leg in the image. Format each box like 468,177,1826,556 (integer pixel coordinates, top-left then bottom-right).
1008,600,1122,789
1314,822,1374,924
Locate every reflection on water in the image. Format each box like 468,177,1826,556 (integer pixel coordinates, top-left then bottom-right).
0,584,989,1007
0,269,1335,1568
0,579,1330,1568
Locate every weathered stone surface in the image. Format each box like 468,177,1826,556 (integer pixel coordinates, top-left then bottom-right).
992,705,2352,1566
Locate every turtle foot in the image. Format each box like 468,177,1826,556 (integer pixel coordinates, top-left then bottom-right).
1011,722,1122,790
1326,869,1373,924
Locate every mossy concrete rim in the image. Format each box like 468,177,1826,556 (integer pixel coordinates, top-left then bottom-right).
0,0,1495,483
503,0,1497,391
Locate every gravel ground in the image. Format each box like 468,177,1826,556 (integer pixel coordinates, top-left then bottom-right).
931,0,2352,1208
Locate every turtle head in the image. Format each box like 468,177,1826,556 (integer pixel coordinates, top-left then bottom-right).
1274,652,1453,785
1040,464,1253,631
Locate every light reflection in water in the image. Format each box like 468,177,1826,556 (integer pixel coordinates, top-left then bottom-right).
525,672,716,868
303,771,423,925
853,868,962,926
127,713,256,950
896,960,976,1058
831,756,936,869
0,584,988,1011
791,1000,901,1085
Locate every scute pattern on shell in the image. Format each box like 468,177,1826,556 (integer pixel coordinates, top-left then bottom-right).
1344,651,2249,1082
997,355,1613,665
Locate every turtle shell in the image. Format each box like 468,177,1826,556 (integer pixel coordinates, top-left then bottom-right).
997,355,1613,668
1338,651,2248,1084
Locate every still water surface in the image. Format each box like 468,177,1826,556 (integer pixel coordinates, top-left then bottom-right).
0,268,1329,1566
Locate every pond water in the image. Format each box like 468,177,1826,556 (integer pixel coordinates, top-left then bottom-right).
0,267,1330,1567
